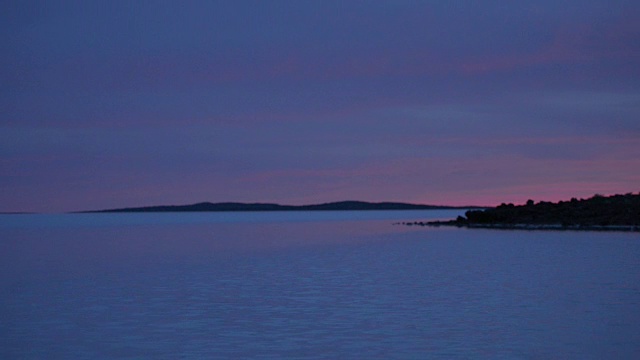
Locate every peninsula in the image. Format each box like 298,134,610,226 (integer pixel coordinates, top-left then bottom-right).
405,193,640,232
83,201,478,213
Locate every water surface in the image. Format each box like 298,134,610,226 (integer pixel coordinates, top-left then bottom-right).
1,211,639,359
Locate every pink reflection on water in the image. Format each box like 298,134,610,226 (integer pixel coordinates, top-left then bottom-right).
1,214,436,285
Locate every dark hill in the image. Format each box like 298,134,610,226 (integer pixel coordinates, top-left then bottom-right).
84,201,474,213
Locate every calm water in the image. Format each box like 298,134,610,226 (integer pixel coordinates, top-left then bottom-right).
1,210,639,359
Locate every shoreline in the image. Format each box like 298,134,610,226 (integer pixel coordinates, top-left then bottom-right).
400,221,640,232
398,193,640,233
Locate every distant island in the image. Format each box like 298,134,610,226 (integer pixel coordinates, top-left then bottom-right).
83,201,480,213
404,193,640,232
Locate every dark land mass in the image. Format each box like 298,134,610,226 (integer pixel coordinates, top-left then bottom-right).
404,193,640,232
83,201,480,213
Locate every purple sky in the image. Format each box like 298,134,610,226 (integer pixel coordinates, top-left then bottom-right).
2,0,640,212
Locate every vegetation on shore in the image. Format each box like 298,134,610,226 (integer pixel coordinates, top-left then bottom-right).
406,193,640,231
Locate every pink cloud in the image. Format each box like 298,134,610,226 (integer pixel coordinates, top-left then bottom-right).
229,150,640,208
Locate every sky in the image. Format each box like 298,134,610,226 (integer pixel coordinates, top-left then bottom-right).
2,0,640,212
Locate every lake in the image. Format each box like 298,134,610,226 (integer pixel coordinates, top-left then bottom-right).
1,210,639,359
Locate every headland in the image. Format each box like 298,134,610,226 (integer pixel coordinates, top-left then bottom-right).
403,193,640,232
